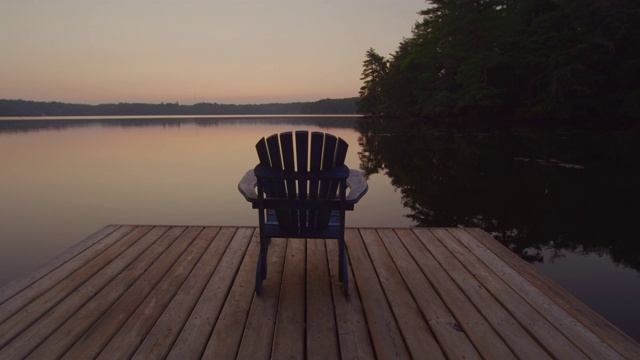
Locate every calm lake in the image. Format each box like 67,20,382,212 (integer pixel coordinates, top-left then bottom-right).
1,116,638,341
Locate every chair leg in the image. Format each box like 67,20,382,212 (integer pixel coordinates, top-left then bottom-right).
262,237,269,279
338,236,343,280
343,272,348,297
256,234,269,294
339,236,348,297
255,254,263,295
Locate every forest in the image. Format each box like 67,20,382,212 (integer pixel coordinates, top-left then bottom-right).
357,0,639,125
0,98,357,117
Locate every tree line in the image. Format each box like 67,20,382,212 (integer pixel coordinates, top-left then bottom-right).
0,98,357,117
358,0,640,125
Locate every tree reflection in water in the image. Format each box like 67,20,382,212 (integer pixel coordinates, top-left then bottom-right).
357,117,640,271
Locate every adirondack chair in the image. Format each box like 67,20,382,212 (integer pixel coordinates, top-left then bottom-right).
238,131,368,296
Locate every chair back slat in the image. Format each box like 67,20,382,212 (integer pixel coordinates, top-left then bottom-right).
279,132,296,198
335,139,348,166
320,137,349,226
256,137,278,204
279,132,298,226
265,133,292,227
295,131,309,198
309,132,324,199
266,134,283,170
309,132,324,171
295,131,310,228
318,134,342,227
328,138,349,197
256,138,270,166
265,134,285,196
295,131,309,173
319,134,337,198
308,132,325,229
280,132,295,170
322,134,338,169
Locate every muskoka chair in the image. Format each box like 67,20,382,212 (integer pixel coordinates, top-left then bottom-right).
238,131,368,296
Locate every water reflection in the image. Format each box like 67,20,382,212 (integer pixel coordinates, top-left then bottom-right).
0,116,359,134
357,117,640,272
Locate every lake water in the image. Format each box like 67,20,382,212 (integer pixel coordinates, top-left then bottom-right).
1,116,638,341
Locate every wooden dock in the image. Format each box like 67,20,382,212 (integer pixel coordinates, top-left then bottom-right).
0,226,638,359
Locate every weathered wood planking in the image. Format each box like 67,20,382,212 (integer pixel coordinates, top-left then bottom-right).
1,225,638,359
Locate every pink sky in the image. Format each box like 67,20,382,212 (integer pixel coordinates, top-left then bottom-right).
0,0,426,104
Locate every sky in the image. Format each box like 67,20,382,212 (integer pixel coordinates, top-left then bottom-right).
0,0,427,105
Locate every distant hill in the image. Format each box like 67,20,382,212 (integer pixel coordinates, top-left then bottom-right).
0,98,358,117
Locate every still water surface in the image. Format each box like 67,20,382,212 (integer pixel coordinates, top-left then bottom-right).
0,116,638,341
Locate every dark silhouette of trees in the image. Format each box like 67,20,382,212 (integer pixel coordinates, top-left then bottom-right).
357,0,640,125
298,98,357,114
0,98,358,117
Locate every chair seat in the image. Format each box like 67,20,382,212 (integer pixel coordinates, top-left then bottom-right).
265,210,342,239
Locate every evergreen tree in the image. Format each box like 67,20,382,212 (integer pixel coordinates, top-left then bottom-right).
357,48,389,115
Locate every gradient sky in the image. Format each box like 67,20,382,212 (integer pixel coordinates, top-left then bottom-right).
0,0,427,104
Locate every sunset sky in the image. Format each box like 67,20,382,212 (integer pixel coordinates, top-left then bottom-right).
0,0,426,105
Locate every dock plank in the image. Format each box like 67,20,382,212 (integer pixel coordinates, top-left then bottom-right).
378,229,481,360
0,225,145,350
235,238,287,360
0,225,121,305
21,226,172,359
434,228,590,359
201,229,259,359
130,227,233,359
448,228,623,359
326,239,375,360
463,228,639,359
306,239,340,360
96,227,215,359
0,225,135,325
416,228,552,359
345,229,411,360
394,228,516,359
166,227,254,359
0,225,160,359
360,229,445,360
271,238,305,359
1,225,637,360
58,226,194,359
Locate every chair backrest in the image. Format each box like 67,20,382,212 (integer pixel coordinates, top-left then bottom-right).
255,131,349,232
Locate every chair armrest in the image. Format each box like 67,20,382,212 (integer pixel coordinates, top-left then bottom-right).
238,169,258,203
242,166,368,205
346,169,368,204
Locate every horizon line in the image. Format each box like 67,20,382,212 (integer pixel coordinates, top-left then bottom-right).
1,97,359,107
0,114,364,121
